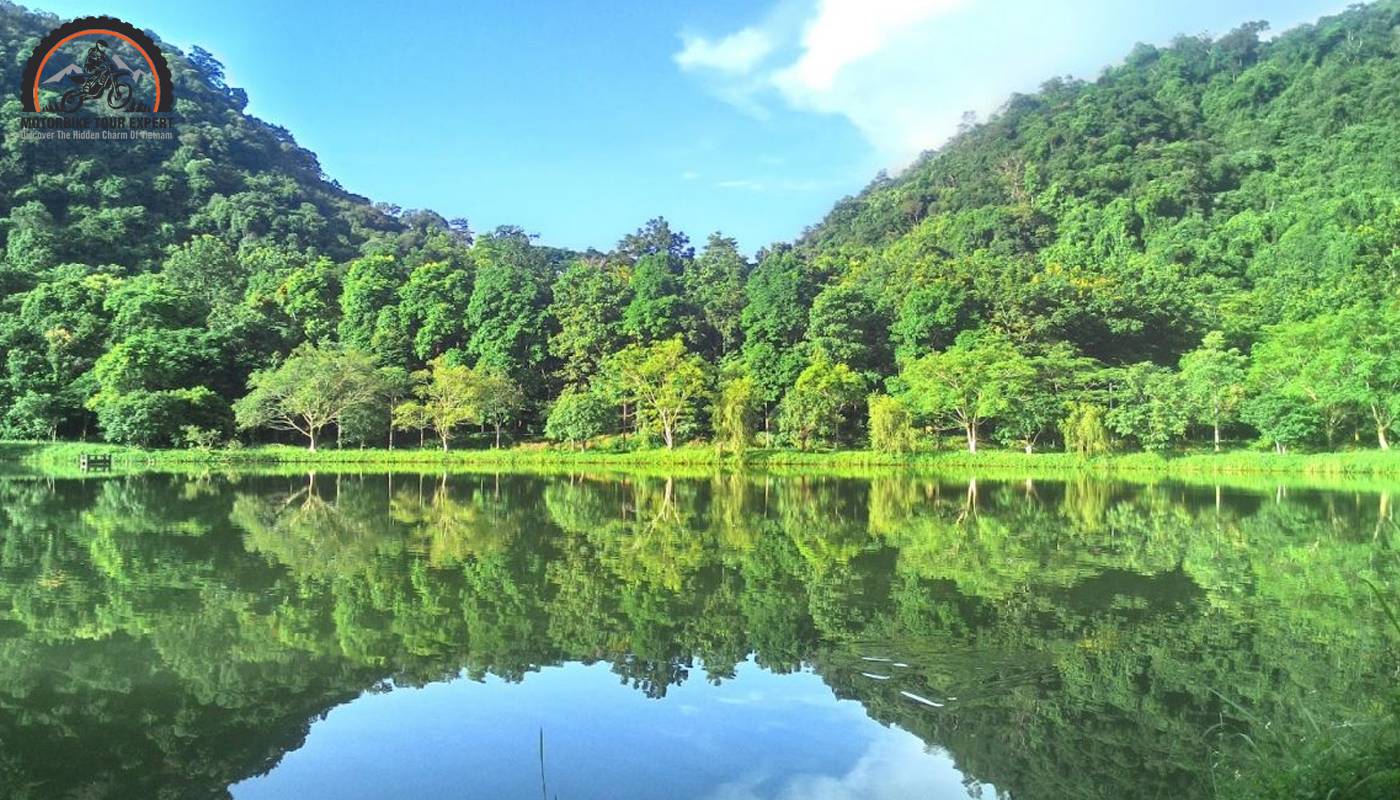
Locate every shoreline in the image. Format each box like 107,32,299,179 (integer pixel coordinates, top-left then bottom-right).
6,441,1400,482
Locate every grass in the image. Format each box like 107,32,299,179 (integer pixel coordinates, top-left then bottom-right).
6,440,1400,486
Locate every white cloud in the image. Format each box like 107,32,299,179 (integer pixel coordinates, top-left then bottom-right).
674,0,976,165
775,0,968,92
676,0,1343,167
701,729,998,800
676,27,775,73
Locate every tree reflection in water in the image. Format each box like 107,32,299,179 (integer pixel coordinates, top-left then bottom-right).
0,471,1394,799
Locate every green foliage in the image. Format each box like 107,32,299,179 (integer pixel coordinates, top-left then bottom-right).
867,393,915,453
406,356,481,451
740,247,814,416
162,234,242,308
714,371,759,455
474,367,524,448
994,343,1100,453
2,1,1400,459
233,344,382,450
890,281,977,359
688,233,749,357
624,252,690,343
391,398,433,447
338,254,404,357
399,258,474,361
92,386,229,447
778,351,864,450
1242,391,1322,454
804,281,889,380
549,259,627,386
544,387,613,448
604,337,711,449
902,331,1034,453
1179,331,1248,451
464,227,552,396
1105,363,1190,452
1061,402,1111,457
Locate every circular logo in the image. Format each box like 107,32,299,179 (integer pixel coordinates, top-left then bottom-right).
20,16,174,113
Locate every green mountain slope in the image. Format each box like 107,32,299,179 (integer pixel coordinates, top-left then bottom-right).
798,2,1400,362
0,2,414,272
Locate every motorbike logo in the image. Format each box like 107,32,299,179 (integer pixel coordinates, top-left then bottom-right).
20,16,173,113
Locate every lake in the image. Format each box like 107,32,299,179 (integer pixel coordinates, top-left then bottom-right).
0,469,1394,799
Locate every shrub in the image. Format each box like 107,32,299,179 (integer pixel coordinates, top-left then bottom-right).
545,387,613,449
1062,402,1110,456
868,394,915,453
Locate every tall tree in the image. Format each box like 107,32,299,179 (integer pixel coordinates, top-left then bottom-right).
687,233,748,357
233,344,383,451
474,367,524,449
623,252,690,343
604,337,709,449
778,351,865,450
1179,331,1248,451
398,258,474,361
740,247,816,431
339,254,405,356
548,258,628,386
465,227,553,398
1104,363,1189,452
804,281,890,381
713,367,759,455
902,331,1034,453
405,356,480,451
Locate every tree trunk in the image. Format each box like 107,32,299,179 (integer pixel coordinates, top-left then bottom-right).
1213,422,1221,453
1024,442,1033,454
494,423,502,449
965,423,978,453
1379,423,1390,451
440,433,449,452
308,428,317,452
663,423,674,450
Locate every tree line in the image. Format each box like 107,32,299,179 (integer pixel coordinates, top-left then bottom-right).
210,263,1400,455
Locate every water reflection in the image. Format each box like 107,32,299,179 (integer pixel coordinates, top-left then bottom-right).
0,471,1394,799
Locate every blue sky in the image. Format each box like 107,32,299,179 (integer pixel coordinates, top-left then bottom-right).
33,0,1348,254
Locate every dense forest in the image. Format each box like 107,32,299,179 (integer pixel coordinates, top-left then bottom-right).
0,472,1393,798
2,1,1399,454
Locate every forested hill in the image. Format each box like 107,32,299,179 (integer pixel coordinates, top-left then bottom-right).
1,0,1398,455
797,1,1400,363
0,2,429,270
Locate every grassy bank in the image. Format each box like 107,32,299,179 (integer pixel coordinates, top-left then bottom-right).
7,440,1400,479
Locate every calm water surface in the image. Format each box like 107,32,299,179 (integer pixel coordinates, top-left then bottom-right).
0,470,1394,799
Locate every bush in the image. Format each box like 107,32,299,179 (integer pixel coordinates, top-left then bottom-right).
545,387,613,449
1062,402,1110,456
868,394,915,453
94,387,231,448
180,425,221,450
778,353,864,449
714,374,759,455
